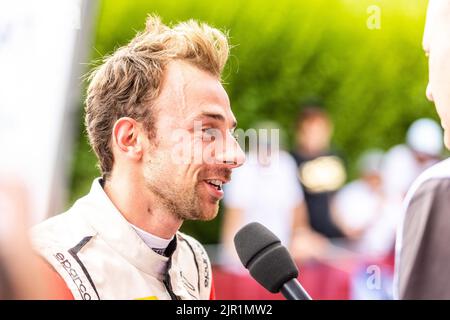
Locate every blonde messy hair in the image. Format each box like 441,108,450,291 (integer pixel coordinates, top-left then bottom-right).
85,15,230,179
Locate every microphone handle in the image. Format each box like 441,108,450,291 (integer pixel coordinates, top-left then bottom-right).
280,278,312,300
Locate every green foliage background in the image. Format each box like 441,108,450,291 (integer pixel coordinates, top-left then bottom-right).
70,0,434,243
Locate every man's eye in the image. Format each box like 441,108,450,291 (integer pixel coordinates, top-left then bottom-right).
202,128,215,135
202,128,217,140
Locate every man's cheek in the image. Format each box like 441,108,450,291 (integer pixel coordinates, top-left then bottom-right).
441,56,450,110
431,41,450,85
429,53,450,110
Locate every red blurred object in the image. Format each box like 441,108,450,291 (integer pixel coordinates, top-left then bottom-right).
213,262,350,300
213,251,395,300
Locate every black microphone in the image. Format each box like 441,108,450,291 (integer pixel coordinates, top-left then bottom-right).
233,222,312,300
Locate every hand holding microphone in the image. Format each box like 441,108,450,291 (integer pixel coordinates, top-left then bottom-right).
234,222,312,300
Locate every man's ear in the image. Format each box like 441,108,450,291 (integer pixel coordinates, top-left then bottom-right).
112,117,143,161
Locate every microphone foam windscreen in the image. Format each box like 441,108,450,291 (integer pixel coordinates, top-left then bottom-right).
234,222,299,293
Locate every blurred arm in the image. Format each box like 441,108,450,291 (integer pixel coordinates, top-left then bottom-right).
290,201,330,262
220,207,244,265
291,202,311,239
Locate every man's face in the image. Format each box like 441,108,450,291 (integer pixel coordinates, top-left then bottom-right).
142,61,245,221
298,117,332,154
423,0,450,148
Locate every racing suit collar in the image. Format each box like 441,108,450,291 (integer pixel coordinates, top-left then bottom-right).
78,178,174,279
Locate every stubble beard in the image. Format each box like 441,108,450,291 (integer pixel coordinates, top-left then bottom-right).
144,173,218,222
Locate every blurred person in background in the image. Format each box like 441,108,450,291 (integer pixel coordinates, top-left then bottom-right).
380,118,443,272
291,105,347,240
220,121,327,270
0,178,71,299
0,178,41,299
395,0,450,299
333,149,397,257
30,15,245,300
333,150,403,300
382,118,443,202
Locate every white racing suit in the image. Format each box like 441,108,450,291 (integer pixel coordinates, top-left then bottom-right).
31,178,213,300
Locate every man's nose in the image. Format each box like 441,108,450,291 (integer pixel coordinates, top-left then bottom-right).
426,83,434,102
216,133,246,168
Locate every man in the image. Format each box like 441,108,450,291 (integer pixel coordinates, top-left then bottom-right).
291,106,346,239
31,15,245,300
395,1,450,299
333,149,390,254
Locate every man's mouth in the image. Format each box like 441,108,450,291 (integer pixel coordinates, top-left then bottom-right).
205,179,223,191
202,179,226,200
200,169,231,200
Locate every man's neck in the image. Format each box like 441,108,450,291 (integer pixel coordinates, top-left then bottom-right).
102,175,182,240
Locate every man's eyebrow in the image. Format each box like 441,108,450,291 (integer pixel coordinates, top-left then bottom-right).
196,112,237,129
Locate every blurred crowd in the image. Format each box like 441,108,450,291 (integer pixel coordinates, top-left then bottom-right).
218,104,444,299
